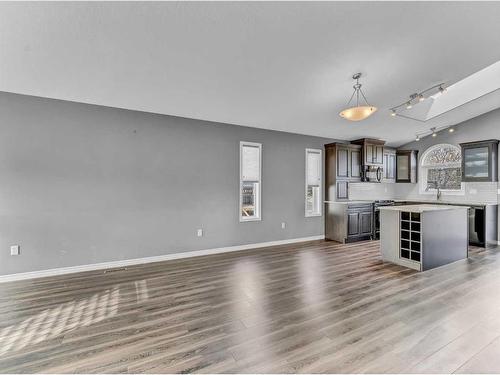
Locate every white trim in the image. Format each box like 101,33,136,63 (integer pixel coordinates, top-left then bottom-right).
305,148,323,217
0,235,325,283
419,143,465,196
239,141,262,222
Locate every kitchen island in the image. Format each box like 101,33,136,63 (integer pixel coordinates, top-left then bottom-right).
379,204,468,271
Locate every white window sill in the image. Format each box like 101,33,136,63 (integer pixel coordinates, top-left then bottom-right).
306,213,322,218
239,217,262,223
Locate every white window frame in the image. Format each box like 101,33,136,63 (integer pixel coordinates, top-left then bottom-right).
419,143,465,196
305,148,323,217
239,141,262,222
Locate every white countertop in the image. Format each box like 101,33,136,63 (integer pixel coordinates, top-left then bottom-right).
325,199,497,206
394,199,497,206
379,204,468,213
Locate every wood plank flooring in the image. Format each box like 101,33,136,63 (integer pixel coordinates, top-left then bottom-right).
1,240,500,373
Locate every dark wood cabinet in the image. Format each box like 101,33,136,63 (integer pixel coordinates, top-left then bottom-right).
352,138,385,166
336,181,348,200
347,212,359,236
396,150,418,183
383,149,396,182
325,143,362,201
337,148,349,178
359,211,373,235
373,145,384,165
460,140,498,182
351,149,361,178
346,204,373,241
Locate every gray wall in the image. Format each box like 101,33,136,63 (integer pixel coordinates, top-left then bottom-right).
0,92,335,276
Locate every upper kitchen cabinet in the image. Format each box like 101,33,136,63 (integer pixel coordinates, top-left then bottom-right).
352,138,385,166
460,140,498,182
383,148,396,182
325,143,362,201
396,150,418,183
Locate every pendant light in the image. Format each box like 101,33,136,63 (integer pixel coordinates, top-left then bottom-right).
339,73,377,121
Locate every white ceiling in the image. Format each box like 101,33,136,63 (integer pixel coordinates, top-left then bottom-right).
1,2,500,146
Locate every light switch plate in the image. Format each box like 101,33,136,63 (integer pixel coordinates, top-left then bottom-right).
281,222,286,229
197,229,203,237
10,245,20,256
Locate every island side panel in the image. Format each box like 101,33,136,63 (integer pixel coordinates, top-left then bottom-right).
486,204,498,245
421,208,468,271
380,209,399,264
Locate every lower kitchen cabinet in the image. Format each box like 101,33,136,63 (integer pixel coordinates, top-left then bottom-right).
326,202,373,243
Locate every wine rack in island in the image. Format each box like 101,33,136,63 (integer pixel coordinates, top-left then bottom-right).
400,211,421,264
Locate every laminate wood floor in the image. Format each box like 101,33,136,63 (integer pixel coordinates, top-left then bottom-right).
1,240,500,373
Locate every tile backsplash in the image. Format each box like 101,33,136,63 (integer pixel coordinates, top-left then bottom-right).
349,182,396,201
349,181,499,204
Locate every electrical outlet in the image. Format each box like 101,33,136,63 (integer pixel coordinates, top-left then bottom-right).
10,245,20,256
281,222,286,229
197,229,203,237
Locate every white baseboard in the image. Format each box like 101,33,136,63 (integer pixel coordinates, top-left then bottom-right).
0,235,325,283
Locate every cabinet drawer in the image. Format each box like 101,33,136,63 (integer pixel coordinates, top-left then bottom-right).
347,204,373,211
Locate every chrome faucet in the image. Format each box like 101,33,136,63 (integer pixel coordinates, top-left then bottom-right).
426,181,442,201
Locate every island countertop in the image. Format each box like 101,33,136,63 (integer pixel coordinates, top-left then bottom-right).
379,204,468,213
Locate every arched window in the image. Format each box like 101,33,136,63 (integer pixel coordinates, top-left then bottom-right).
420,144,463,194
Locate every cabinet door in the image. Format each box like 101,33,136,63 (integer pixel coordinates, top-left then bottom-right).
359,211,372,235
337,148,349,178
365,145,374,164
388,154,396,179
347,212,360,236
350,150,361,178
463,146,489,180
396,154,410,182
336,181,348,200
375,146,384,164
460,141,498,182
383,154,389,178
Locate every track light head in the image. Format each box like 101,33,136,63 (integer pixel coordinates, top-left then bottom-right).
390,109,396,117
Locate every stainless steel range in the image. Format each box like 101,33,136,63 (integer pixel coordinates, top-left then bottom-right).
373,200,395,239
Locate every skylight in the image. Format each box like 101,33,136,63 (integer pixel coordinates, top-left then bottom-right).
397,60,500,122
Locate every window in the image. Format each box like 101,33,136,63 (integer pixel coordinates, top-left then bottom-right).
240,142,261,221
305,148,322,217
420,143,463,195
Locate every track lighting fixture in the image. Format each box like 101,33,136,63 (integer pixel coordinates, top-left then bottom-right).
389,82,446,117
449,127,455,133
431,127,437,137
415,134,420,141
